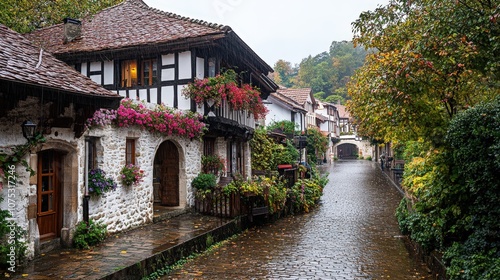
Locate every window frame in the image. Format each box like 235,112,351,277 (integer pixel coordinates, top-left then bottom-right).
125,139,136,165
119,58,158,89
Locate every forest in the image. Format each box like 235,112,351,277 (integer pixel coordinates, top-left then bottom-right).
272,41,368,105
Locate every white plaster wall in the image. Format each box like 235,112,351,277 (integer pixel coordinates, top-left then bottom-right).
265,101,292,126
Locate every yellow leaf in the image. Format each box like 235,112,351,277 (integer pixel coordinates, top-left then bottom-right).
121,250,127,254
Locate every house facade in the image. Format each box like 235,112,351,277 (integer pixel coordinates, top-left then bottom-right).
264,90,307,133
9,0,276,257
0,24,122,258
274,88,316,129
315,101,341,161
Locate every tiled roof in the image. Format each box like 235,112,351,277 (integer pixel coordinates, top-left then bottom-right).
269,92,304,111
316,113,328,122
25,0,230,55
336,104,351,119
276,88,313,106
0,24,120,98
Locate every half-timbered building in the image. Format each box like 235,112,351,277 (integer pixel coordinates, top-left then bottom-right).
25,0,277,249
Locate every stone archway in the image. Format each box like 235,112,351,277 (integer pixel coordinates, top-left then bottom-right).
336,143,359,159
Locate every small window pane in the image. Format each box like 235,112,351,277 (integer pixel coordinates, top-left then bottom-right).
121,60,138,88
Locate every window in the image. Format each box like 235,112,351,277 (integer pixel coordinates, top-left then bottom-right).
208,57,216,77
203,137,216,156
121,60,138,87
120,59,157,88
87,137,97,170
126,139,136,165
142,59,158,86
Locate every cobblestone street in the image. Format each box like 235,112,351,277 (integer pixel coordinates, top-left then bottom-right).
164,160,432,279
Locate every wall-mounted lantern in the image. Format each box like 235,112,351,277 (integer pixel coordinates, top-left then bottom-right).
21,120,37,141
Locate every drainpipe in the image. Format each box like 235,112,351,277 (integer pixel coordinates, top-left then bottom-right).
83,137,90,223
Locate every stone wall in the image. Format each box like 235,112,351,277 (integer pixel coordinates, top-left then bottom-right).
84,125,202,233
0,104,202,258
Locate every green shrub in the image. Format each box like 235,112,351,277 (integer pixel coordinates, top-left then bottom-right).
365,156,372,161
191,173,217,191
73,219,107,249
398,97,500,279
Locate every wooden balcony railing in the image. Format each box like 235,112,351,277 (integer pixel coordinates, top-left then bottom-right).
206,99,255,129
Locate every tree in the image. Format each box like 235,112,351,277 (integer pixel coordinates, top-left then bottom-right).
0,0,122,33
348,0,498,144
273,59,297,88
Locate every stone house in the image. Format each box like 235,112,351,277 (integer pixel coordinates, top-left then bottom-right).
0,24,122,258
22,0,276,255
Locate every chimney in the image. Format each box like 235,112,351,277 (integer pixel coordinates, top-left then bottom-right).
63,18,81,44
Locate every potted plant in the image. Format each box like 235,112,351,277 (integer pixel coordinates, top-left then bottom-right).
201,154,225,176
191,173,217,199
120,164,145,187
88,169,117,196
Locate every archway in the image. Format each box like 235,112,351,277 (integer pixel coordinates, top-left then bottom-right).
337,143,359,159
153,140,180,206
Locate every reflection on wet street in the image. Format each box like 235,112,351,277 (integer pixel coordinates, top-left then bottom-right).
165,160,431,279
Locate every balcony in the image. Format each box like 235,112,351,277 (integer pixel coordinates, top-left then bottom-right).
203,99,255,139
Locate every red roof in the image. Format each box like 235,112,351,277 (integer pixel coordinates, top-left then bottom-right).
0,24,120,98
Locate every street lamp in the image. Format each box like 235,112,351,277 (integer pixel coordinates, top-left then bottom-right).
21,120,37,141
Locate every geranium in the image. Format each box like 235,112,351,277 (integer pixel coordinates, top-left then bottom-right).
88,169,117,196
120,164,145,187
201,154,225,176
182,69,268,120
85,99,207,140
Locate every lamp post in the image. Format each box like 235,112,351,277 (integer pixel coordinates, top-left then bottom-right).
21,120,37,141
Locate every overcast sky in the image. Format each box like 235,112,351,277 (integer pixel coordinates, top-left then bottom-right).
144,0,390,67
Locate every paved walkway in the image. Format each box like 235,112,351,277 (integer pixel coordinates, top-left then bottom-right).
2,210,236,279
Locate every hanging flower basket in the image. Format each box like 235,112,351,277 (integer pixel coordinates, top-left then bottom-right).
182,69,268,119
88,169,117,197
120,164,145,187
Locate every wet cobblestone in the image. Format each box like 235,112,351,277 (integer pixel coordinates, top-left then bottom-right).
164,160,432,279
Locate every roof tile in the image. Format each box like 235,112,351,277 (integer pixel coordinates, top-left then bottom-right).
25,0,229,55
276,88,313,106
0,24,120,98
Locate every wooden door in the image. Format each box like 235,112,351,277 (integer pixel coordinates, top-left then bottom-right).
37,151,61,241
154,141,179,206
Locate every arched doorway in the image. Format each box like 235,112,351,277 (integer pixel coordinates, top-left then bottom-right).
337,143,359,159
153,141,180,206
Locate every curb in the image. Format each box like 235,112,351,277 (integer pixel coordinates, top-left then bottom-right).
100,217,242,280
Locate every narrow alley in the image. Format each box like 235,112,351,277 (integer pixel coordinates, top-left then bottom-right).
164,160,431,279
